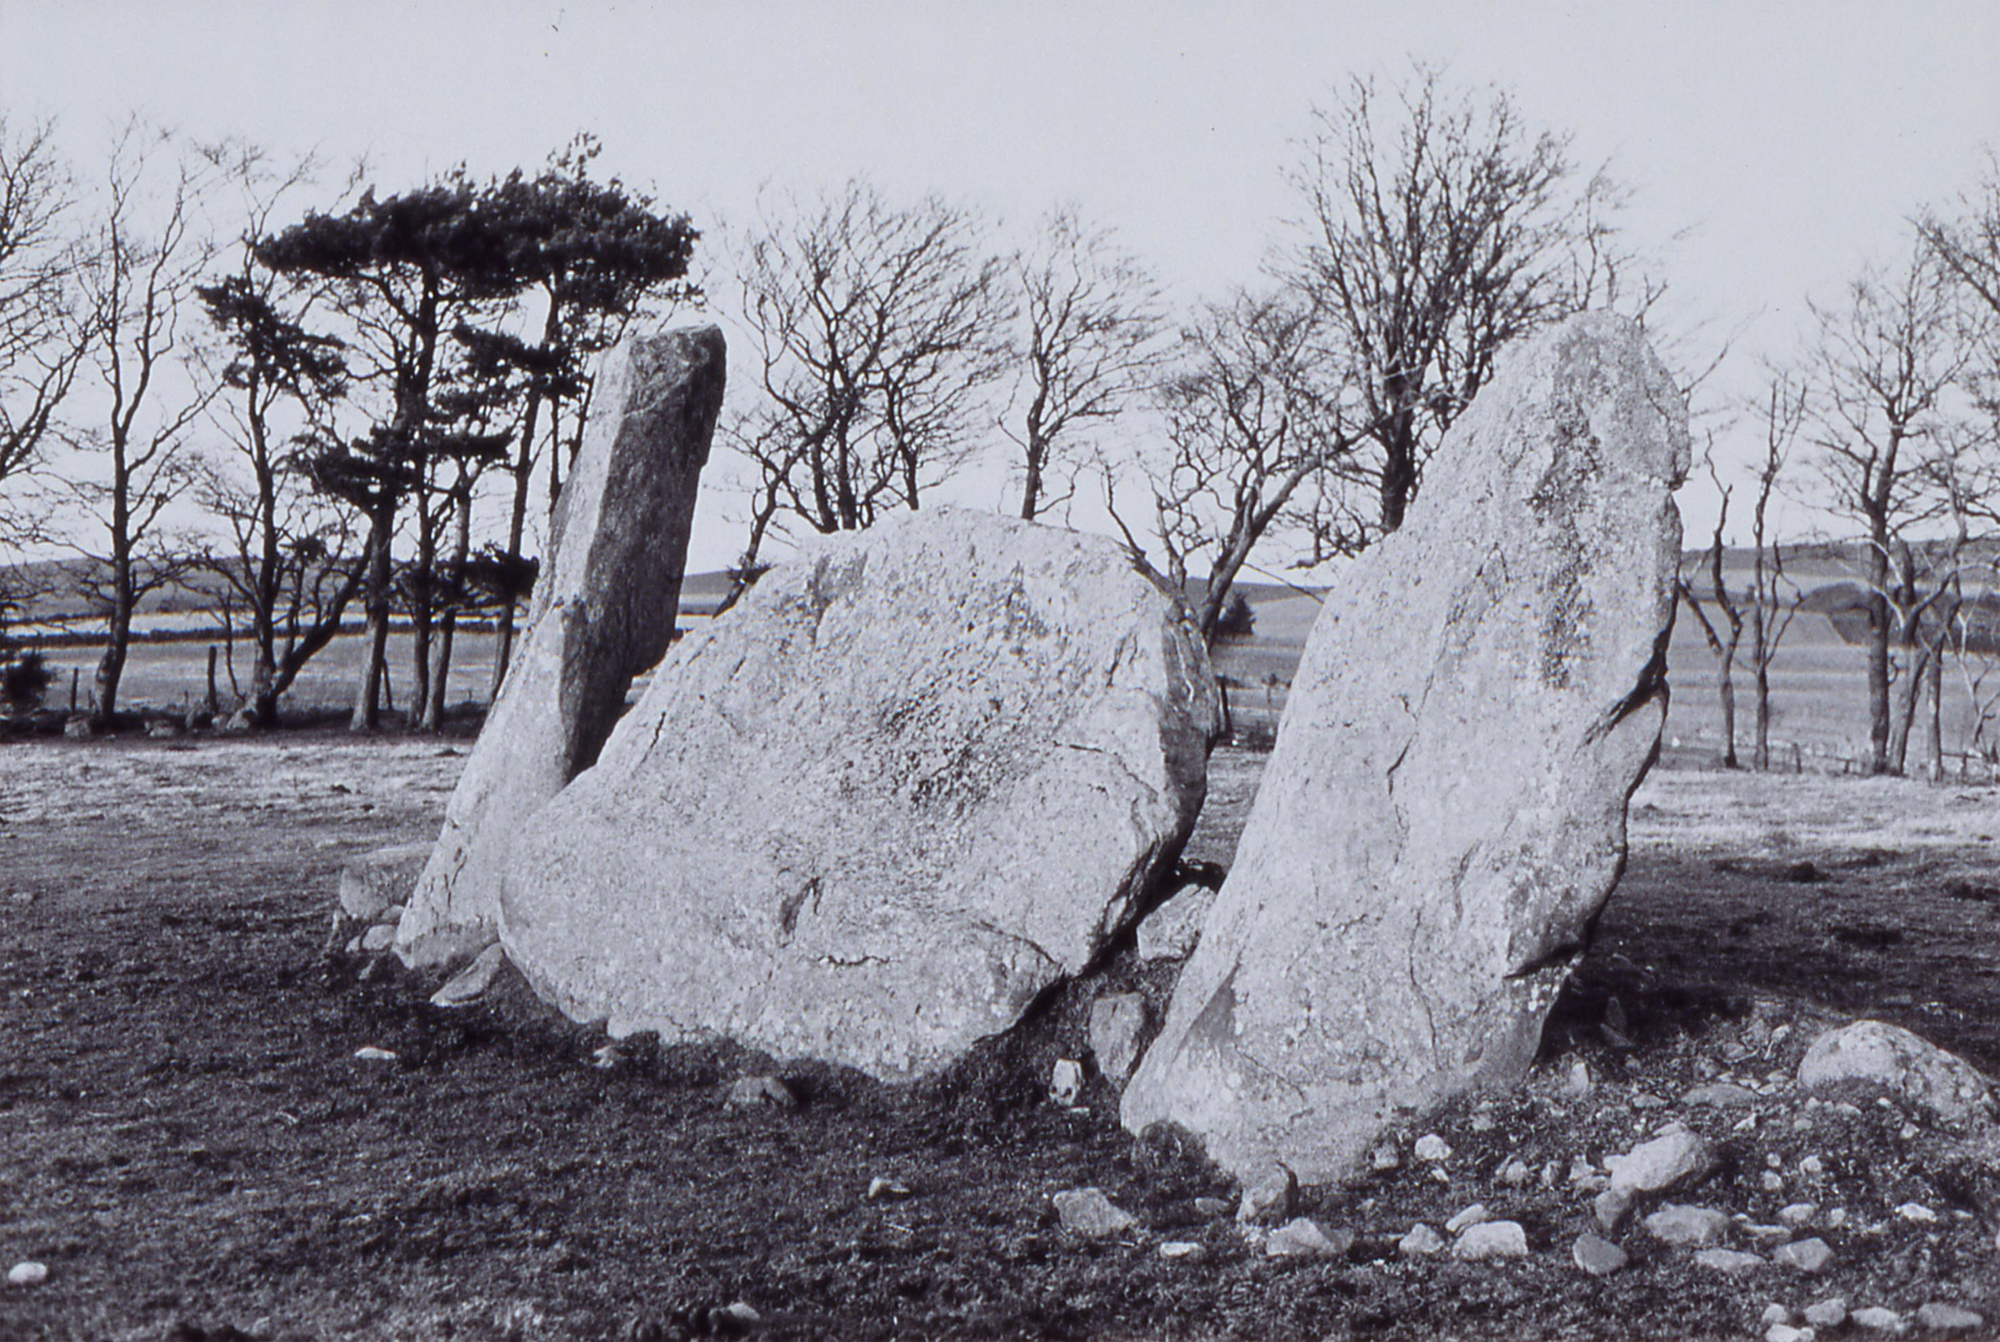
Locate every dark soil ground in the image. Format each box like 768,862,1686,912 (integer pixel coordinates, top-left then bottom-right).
4,730,1999,1341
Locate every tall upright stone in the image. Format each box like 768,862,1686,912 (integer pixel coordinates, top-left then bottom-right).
1121,313,1689,1184
396,325,726,967
496,508,1221,1079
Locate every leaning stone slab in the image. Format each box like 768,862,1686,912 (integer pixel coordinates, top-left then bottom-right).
396,325,726,968
1797,1019,1996,1132
1121,313,1689,1184
498,508,1220,1080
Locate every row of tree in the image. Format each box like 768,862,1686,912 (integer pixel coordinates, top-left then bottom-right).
1680,162,2000,778
13,66,1991,768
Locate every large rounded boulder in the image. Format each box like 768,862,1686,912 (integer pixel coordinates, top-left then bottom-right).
497,508,1221,1079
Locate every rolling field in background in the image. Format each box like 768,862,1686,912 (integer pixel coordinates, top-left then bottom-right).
20,559,1991,775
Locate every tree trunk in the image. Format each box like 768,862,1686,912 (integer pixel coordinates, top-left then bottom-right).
1926,639,1945,782
422,486,472,732
91,548,134,730
1750,605,1771,771
1865,560,1892,774
351,510,393,732
1717,631,1740,768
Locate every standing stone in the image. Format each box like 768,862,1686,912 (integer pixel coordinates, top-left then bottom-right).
1122,313,1689,1184
498,509,1220,1079
396,326,726,967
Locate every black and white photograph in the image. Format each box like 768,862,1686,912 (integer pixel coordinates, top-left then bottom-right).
3,2,1999,1337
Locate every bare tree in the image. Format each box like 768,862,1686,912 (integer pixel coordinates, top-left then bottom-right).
1005,205,1163,520
1803,238,1978,773
725,180,1012,602
1281,64,1656,538
1746,373,1806,769
50,124,220,727
0,116,87,500
192,146,355,727
1112,289,1366,642
1677,453,1745,767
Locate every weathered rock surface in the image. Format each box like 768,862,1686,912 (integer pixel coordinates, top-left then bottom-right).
1135,882,1216,961
1796,1019,1996,1131
1052,1187,1137,1238
338,841,433,921
1608,1128,1717,1196
1088,993,1148,1084
397,325,726,968
1121,313,1689,1183
498,508,1220,1079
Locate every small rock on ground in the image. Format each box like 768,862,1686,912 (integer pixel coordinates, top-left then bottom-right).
1693,1248,1765,1274
1571,1233,1627,1276
1398,1224,1445,1257
1444,1203,1489,1234
1765,1325,1814,1342
1159,1240,1205,1262
1802,1299,1847,1329
866,1176,912,1202
1050,1058,1085,1105
1850,1306,1906,1333
1684,1081,1760,1107
430,944,509,1007
1265,1217,1353,1259
7,1261,48,1286
1236,1167,1297,1225
1414,1133,1452,1162
1087,992,1147,1083
1644,1203,1729,1247
1773,1237,1834,1273
1915,1303,1983,1333
1052,1187,1137,1238
353,1046,397,1062
1452,1221,1527,1261
1593,1187,1632,1231
1607,1128,1716,1195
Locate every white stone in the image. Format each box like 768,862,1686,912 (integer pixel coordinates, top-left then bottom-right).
1445,1203,1490,1234
7,1261,48,1286
1796,1020,1996,1131
1266,1217,1352,1259
1087,993,1148,1084
1236,1167,1297,1225
1693,1248,1766,1274
353,1046,397,1062
1119,316,1687,1183
1414,1134,1452,1163
1050,1059,1085,1106
1571,1232,1627,1276
1914,1302,1983,1333
1850,1306,1907,1334
429,944,509,1008
1052,1187,1137,1238
1452,1221,1529,1261
1895,1202,1937,1223
1159,1240,1206,1261
1135,884,1216,962
1398,1223,1445,1257
1644,1203,1729,1247
1803,1299,1847,1329
1765,1325,1814,1342
1607,1129,1716,1195
1774,1238,1834,1273
1779,1202,1818,1227
501,508,1220,1080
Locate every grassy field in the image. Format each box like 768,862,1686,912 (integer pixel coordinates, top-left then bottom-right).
21,563,1989,782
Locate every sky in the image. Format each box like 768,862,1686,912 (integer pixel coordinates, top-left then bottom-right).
3,0,1997,573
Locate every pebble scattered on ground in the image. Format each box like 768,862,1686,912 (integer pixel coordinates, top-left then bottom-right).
1052,1187,1136,1238
7,1262,48,1287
